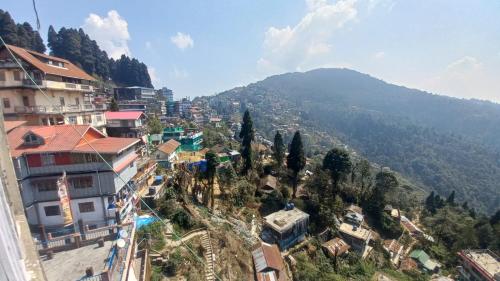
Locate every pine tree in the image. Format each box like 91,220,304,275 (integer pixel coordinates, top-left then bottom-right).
205,150,220,209
0,10,19,44
425,191,436,213
239,110,254,175
322,148,352,193
109,97,119,112
287,131,306,198
272,131,285,170
446,190,456,205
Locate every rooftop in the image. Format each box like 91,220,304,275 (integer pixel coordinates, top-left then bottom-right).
41,240,113,281
158,139,181,155
339,223,371,241
459,249,500,278
252,242,285,281
7,124,140,157
3,44,95,81
105,111,145,120
322,237,350,256
263,208,309,233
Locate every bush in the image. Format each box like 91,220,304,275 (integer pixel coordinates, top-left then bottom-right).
171,209,193,230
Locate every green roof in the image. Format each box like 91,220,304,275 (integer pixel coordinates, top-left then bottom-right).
410,250,430,264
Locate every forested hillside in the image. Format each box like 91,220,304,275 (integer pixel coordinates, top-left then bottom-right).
0,10,152,88
213,68,500,213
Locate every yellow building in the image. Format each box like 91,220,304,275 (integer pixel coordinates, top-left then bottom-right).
0,44,106,132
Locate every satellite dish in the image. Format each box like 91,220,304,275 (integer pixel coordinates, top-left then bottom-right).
119,230,129,238
116,239,126,248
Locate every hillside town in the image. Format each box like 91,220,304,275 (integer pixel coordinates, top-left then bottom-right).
1,41,499,281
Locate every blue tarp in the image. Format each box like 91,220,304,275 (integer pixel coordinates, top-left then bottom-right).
135,216,159,229
155,175,163,181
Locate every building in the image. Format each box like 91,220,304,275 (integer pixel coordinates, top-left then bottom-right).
409,250,441,273
0,44,106,131
0,117,46,281
252,242,287,281
259,175,278,194
105,111,146,138
118,102,147,112
383,239,404,266
261,206,309,250
457,249,500,281
344,210,364,226
6,123,140,231
322,237,351,258
154,139,181,169
114,86,155,101
162,126,203,151
338,222,372,256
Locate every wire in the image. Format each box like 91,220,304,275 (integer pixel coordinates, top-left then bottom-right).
0,35,222,281
32,0,41,31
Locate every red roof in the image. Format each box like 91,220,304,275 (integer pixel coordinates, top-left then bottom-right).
105,111,145,120
7,124,140,157
3,120,27,132
252,242,286,281
3,44,95,81
157,139,181,155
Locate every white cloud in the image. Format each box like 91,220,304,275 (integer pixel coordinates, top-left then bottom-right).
169,66,189,79
368,0,396,12
170,32,194,50
148,67,160,87
258,0,358,74
373,51,385,59
82,10,131,59
425,56,500,102
145,41,152,50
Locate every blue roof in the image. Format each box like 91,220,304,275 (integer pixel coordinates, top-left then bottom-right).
155,175,163,181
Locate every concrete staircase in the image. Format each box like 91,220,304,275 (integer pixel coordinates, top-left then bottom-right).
201,231,215,281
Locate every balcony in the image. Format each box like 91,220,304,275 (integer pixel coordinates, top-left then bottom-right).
14,104,101,114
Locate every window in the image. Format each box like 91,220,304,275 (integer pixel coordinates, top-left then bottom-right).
44,205,61,216
3,98,10,109
69,176,93,189
0,71,5,81
33,179,58,192
13,71,21,81
78,202,95,213
22,96,29,106
60,97,65,106
84,154,100,163
75,97,80,105
96,115,102,122
68,116,77,124
24,134,41,145
41,153,55,166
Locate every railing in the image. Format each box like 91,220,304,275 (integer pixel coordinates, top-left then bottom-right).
23,79,44,87
13,104,99,114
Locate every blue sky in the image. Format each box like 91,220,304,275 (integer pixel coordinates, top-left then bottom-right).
3,0,500,102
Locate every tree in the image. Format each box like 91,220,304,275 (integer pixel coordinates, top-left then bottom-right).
109,97,119,111
0,10,45,52
217,164,237,198
446,190,456,205
205,150,220,210
148,116,163,134
322,148,352,193
287,131,306,198
272,131,285,169
425,191,436,213
366,170,398,223
239,110,255,175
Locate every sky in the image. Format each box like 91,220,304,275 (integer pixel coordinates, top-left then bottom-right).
3,0,500,102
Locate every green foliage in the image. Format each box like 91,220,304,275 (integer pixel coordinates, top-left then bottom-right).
239,110,255,175
109,97,119,111
171,209,194,230
272,131,285,168
232,179,256,207
148,116,163,134
322,148,352,192
287,131,306,197
0,10,45,52
136,221,165,251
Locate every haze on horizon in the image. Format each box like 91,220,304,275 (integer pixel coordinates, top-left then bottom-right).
4,0,500,103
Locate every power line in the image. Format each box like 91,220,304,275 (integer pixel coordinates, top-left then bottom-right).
0,35,222,281
32,0,41,31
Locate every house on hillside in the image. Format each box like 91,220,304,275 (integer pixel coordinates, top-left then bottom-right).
457,249,500,281
154,139,181,169
322,237,351,258
409,250,441,273
105,111,146,138
339,223,372,257
259,175,277,194
0,44,107,132
383,239,404,265
344,204,364,226
261,207,309,250
252,242,287,281
6,124,140,230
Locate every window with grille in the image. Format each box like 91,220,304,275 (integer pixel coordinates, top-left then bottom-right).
78,202,95,213
33,179,58,192
69,176,93,189
2,98,10,108
41,154,55,166
44,205,61,216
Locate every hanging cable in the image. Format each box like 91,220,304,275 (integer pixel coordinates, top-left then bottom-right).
32,0,41,31
0,35,223,281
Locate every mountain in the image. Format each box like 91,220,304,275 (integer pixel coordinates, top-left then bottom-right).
212,68,500,213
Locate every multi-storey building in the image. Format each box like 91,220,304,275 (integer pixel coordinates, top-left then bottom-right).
160,87,174,102
261,206,309,250
114,86,155,101
105,111,146,138
458,249,500,281
6,122,140,231
0,44,107,132
162,126,203,151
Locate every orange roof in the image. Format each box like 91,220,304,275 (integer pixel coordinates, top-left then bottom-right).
104,111,145,120
3,120,27,132
157,139,181,155
3,44,95,81
383,239,403,254
322,237,351,256
113,153,139,173
252,243,285,281
7,124,139,157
